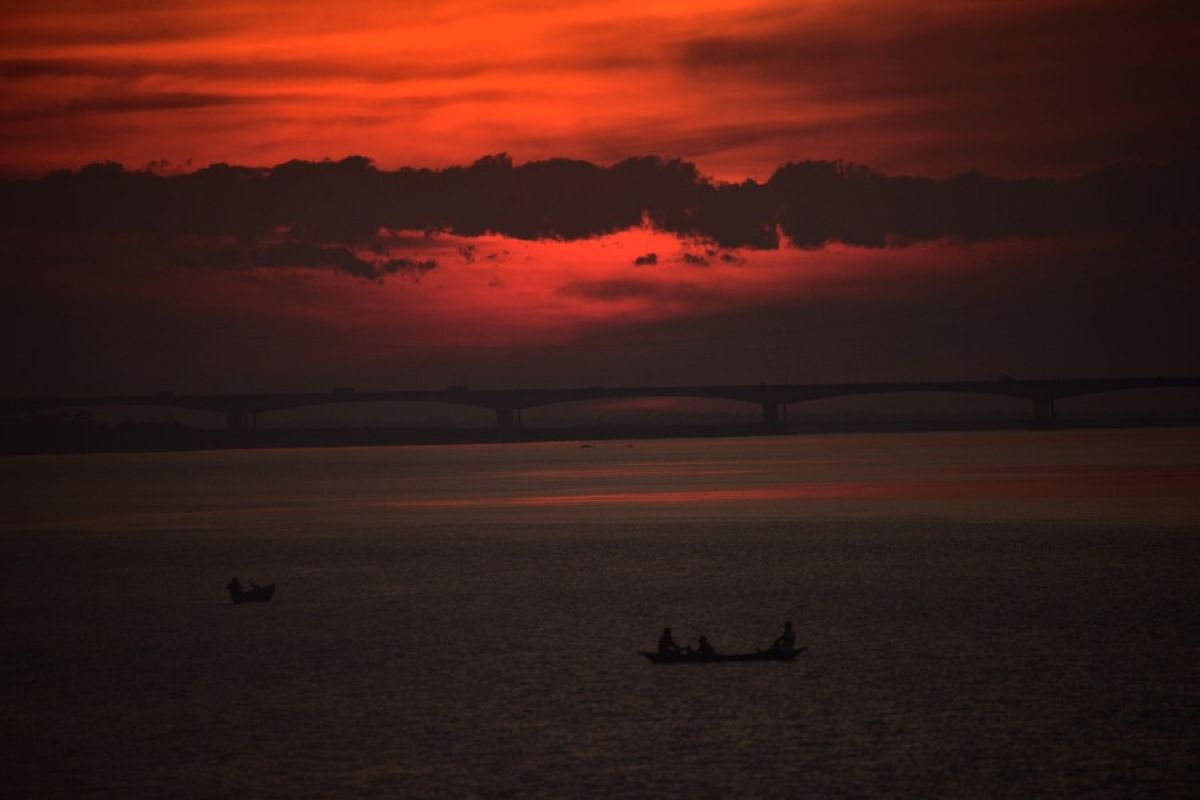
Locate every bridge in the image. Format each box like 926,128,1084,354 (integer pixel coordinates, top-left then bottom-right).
5,377,1200,432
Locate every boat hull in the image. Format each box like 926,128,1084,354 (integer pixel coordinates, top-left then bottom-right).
639,648,804,663
230,584,275,603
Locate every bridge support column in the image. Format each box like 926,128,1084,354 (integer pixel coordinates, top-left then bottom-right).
762,401,783,431
495,406,522,431
226,408,257,431
1031,396,1056,430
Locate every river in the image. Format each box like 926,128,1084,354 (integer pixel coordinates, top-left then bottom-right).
2,428,1197,797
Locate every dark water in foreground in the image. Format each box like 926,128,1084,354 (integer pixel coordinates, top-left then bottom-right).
2,429,1198,797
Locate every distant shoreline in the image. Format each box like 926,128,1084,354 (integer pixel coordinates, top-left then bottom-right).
4,417,1199,456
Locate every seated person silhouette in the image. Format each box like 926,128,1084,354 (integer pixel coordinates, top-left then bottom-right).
695,635,716,658
767,621,796,654
658,627,682,655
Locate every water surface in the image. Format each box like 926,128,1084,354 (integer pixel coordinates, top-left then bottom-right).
2,429,1198,797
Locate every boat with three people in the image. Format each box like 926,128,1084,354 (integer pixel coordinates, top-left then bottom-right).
639,648,805,664
643,622,804,663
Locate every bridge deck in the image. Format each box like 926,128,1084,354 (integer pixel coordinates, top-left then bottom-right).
5,377,1198,431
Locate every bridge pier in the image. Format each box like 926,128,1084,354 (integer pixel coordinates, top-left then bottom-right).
762,401,786,431
494,406,523,431
1031,396,1056,430
226,408,257,431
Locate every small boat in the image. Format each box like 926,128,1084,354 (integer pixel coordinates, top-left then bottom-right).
639,648,804,664
228,583,275,603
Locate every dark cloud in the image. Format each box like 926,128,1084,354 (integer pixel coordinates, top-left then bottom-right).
633,253,658,266
2,154,1194,259
675,0,1200,173
679,1,1198,102
249,242,432,281
382,257,438,279
0,92,254,122
178,240,437,282
0,56,493,83
0,227,437,282
0,11,239,49
558,279,709,305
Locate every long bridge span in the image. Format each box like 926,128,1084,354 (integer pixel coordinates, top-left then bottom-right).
6,376,1200,431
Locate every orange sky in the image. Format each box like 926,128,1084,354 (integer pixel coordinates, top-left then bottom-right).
2,0,1196,179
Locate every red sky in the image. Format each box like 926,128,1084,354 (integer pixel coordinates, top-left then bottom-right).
3,0,1196,179
1,0,1197,397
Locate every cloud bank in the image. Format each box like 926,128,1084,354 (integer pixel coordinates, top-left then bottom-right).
1,154,1195,281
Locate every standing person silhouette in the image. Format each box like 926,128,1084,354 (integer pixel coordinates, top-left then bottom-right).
658,627,682,655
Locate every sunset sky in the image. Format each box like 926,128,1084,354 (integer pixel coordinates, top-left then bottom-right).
1,0,1197,399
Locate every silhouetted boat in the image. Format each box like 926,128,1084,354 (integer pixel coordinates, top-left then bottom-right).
639,648,804,663
229,584,275,603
